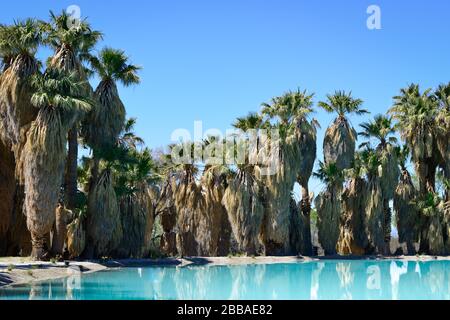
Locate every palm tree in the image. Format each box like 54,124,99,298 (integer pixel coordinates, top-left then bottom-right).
0,19,43,156
435,83,450,201
45,11,102,210
83,118,154,258
261,89,318,255
83,47,141,151
313,161,343,255
358,115,399,254
389,84,441,195
222,113,266,255
359,147,385,254
318,90,367,170
23,68,92,260
393,146,419,255
413,192,446,255
389,84,443,253
337,152,369,255
0,19,43,256
258,90,317,255
82,48,141,210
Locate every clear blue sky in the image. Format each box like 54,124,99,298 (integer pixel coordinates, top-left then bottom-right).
2,0,450,197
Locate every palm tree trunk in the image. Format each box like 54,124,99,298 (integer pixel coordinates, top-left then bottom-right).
51,205,69,256
383,199,392,255
300,185,313,256
65,126,78,210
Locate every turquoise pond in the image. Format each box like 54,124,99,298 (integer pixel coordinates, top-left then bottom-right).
1,260,450,300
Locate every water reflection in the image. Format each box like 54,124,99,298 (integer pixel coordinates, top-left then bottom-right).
1,260,450,300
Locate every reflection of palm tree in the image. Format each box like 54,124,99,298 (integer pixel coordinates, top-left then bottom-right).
336,262,354,299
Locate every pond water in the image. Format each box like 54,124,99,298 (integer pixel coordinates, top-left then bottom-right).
1,260,450,300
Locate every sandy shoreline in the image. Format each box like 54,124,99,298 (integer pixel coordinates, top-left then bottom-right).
1,255,450,288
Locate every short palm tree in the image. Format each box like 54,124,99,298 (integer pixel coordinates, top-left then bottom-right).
23,68,92,260
313,161,343,255
337,152,369,255
358,147,386,254
318,90,367,170
393,146,419,254
222,113,266,255
358,115,399,254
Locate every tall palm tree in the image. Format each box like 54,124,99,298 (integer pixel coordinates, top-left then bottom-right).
318,90,367,170
0,19,43,255
313,161,344,255
389,84,441,195
389,84,443,253
23,68,92,260
434,83,450,201
261,89,318,255
45,11,102,210
358,115,399,254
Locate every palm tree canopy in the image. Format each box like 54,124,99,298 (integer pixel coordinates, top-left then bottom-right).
358,114,397,149
90,47,141,86
390,84,438,133
31,68,92,114
313,161,344,187
0,19,43,68
358,147,381,178
318,90,367,118
389,84,440,159
435,83,450,111
45,11,102,58
261,88,315,126
232,112,264,131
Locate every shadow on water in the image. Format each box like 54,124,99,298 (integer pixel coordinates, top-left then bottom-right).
0,272,13,287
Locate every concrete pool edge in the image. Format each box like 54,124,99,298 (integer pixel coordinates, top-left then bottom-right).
2,255,450,288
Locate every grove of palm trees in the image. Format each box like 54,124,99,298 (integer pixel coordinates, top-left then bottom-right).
2,10,450,261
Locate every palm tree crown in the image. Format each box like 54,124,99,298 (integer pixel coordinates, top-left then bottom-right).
45,11,102,62
358,114,397,149
31,69,92,112
0,19,43,72
261,88,315,126
90,48,141,86
314,161,344,187
318,90,367,119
